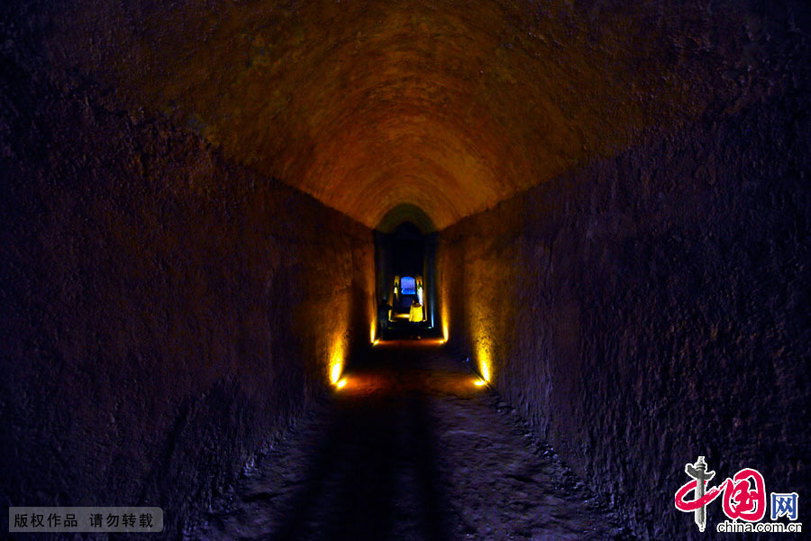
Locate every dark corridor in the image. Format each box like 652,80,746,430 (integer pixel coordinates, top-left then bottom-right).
185,344,622,540
375,221,439,340
1,1,809,539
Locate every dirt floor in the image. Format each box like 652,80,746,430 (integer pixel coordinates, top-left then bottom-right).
184,343,630,540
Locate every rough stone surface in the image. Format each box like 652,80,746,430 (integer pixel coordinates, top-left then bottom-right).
186,346,628,540
6,0,806,229
438,93,810,538
1,1,809,539
0,60,374,537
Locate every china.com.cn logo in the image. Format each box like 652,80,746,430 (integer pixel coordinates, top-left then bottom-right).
674,456,801,534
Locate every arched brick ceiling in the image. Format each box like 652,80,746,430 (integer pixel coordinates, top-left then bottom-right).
40,0,791,230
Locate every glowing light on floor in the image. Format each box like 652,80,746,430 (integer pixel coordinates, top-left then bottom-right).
336,378,347,389
329,334,346,386
330,361,342,385
481,360,491,382
474,379,487,386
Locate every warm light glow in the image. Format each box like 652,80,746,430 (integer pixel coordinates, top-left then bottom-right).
475,333,493,383
372,339,380,346
481,360,491,382
330,360,342,384
336,378,347,389
440,301,450,343
474,379,486,386
370,320,376,344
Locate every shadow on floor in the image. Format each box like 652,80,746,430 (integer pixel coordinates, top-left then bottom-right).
265,347,452,541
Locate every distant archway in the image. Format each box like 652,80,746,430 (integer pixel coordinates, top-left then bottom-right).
374,206,439,340
375,204,437,235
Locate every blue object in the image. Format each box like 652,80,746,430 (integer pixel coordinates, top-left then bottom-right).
400,276,416,295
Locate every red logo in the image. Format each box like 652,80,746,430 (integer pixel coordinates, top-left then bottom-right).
675,456,767,531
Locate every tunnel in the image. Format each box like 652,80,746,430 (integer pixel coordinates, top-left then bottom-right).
1,0,809,539
374,207,439,339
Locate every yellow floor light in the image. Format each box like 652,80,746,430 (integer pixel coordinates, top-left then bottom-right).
481,360,491,382
330,361,342,385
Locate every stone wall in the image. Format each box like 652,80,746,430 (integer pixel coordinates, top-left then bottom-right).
438,93,809,538
0,57,374,536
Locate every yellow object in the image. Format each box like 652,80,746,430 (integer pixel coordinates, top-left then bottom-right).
409,302,424,322
330,362,342,384
481,360,491,382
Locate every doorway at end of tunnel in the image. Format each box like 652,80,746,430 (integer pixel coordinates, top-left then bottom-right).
374,217,440,342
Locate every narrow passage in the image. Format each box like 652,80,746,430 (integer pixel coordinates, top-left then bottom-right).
185,345,627,540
